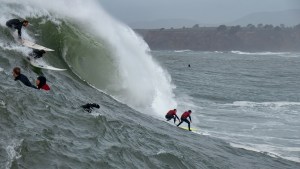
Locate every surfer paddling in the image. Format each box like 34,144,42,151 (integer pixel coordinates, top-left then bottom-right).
12,67,36,89
6,19,29,39
81,103,100,113
36,76,50,91
165,109,180,123
177,110,192,131
30,49,46,59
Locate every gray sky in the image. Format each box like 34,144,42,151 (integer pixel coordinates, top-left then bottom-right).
99,0,300,28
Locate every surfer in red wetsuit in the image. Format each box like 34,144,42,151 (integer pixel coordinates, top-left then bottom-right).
165,109,180,123
177,110,192,131
36,76,50,91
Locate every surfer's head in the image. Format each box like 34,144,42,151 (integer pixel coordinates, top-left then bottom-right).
188,110,192,113
12,67,21,78
174,109,177,111
22,20,29,27
36,76,47,89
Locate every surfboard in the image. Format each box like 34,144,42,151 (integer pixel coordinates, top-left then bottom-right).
25,56,66,71
12,31,54,51
22,39,54,52
179,126,197,131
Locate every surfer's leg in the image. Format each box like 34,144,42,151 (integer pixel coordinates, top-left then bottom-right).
165,115,172,121
177,118,184,127
173,116,176,123
187,120,191,131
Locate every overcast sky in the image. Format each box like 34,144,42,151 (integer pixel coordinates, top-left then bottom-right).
99,0,299,26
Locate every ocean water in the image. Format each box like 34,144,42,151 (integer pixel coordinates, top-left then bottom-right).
0,0,299,169
153,50,300,163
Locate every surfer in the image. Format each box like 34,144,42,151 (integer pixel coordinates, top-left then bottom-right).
165,109,180,123
36,76,50,91
6,19,29,39
29,49,46,59
12,67,36,89
81,103,100,113
177,110,192,131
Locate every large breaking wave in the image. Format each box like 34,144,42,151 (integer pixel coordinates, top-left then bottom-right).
0,0,176,116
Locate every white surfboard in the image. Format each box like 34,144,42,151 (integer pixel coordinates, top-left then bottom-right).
25,56,66,71
12,30,54,51
22,39,54,52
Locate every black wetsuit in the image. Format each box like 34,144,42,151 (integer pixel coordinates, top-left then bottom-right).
165,114,180,123
15,74,36,89
81,103,100,113
30,49,45,59
6,19,23,37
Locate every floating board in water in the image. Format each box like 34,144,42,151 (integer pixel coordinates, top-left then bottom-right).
179,126,197,131
25,56,66,71
12,31,54,51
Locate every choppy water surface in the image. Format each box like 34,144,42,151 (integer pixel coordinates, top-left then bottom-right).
153,50,300,163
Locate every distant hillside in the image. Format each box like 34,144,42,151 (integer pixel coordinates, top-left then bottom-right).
129,9,300,29
129,19,200,29
230,9,300,26
135,24,300,52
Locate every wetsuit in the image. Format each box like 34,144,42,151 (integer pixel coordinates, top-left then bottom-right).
40,84,50,91
177,111,192,131
37,76,50,91
165,110,180,123
81,103,100,113
30,49,45,59
15,74,36,89
6,19,23,37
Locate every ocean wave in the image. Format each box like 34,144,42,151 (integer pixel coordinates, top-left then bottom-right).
174,49,192,53
228,101,300,108
231,51,291,56
230,143,300,163
0,0,177,116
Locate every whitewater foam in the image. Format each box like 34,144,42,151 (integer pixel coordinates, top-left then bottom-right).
228,101,300,108
5,139,23,169
231,51,291,55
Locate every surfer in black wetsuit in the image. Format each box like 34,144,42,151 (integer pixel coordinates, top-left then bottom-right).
6,19,29,39
81,103,100,113
29,49,46,59
12,67,36,89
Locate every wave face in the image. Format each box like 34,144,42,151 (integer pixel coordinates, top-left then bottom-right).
0,0,176,116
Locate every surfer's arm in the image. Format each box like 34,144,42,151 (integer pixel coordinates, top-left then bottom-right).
189,116,192,122
31,85,38,89
175,114,180,121
16,22,23,38
17,28,22,38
